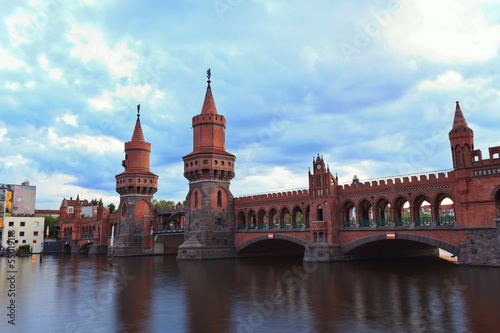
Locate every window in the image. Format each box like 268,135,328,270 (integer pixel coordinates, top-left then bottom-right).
194,191,198,209
22,240,26,244
34,222,39,227
33,240,37,243
34,231,39,236
20,222,25,227
68,207,74,213
20,231,25,237
15,240,18,244
217,190,222,207
8,222,14,227
216,217,222,225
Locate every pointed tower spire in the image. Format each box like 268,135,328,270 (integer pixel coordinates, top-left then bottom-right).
452,101,469,130
201,68,218,115
131,104,145,142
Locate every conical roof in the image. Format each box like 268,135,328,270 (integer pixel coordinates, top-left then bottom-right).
452,101,470,130
131,115,145,142
201,81,218,115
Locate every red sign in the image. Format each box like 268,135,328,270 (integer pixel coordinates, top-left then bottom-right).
387,232,395,239
268,233,274,239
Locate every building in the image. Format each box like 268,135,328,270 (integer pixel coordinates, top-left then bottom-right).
1,216,45,253
0,182,45,253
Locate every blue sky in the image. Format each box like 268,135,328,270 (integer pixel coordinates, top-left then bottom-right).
2,0,500,209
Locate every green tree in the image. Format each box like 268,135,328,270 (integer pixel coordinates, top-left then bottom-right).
108,203,116,214
44,215,60,238
91,198,99,206
153,199,175,211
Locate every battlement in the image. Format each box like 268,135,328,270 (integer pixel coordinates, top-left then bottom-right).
125,141,151,150
470,146,500,166
235,188,309,204
192,114,226,127
339,170,453,193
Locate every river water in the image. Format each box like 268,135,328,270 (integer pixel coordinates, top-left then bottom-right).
1,254,500,332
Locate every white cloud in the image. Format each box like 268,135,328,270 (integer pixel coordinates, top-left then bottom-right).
38,54,64,81
49,68,63,81
82,0,96,4
5,82,20,91
67,24,139,78
89,84,152,111
56,114,79,127
74,79,80,84
47,128,122,154
0,128,7,141
154,90,165,99
384,0,500,63
233,166,308,195
5,12,34,46
419,70,479,90
25,81,35,88
38,54,49,70
0,46,28,70
0,154,32,168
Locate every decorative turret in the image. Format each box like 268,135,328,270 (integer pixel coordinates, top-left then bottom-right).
449,101,474,169
178,69,237,260
309,154,336,198
113,105,158,256
183,69,236,183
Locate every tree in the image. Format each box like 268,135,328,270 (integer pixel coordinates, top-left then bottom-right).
44,215,60,238
108,203,116,214
91,198,99,206
153,199,175,211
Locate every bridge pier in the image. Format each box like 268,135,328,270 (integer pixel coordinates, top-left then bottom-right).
304,243,343,262
458,220,500,266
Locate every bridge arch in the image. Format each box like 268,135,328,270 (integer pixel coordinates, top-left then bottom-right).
268,207,278,228
374,196,391,226
392,195,410,225
413,193,432,225
236,234,310,254
342,233,460,258
247,210,257,229
78,241,93,253
257,208,266,228
341,200,356,226
433,191,456,225
357,198,373,226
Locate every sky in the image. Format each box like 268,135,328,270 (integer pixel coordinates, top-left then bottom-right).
2,0,500,210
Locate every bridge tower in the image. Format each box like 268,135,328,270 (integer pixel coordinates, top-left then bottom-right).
304,154,343,261
449,101,474,170
113,105,158,256
177,70,237,259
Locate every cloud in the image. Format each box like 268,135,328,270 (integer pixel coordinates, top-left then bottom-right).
47,128,123,154
67,24,139,78
0,128,7,141
25,81,35,88
5,82,20,90
418,70,479,90
384,0,500,63
0,154,32,168
38,54,64,81
89,84,152,111
232,166,308,196
0,46,28,70
56,114,79,127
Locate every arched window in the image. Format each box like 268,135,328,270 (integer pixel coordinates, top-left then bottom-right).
194,190,198,209
217,190,222,207
317,205,323,221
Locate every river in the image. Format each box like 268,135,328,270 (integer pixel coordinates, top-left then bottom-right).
1,254,500,332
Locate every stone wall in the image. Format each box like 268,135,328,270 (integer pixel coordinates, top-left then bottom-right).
459,222,500,266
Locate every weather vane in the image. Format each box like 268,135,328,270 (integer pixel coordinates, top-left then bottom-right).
137,104,140,116
207,68,211,82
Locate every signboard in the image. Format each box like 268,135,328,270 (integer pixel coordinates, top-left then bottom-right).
268,233,274,239
387,232,396,239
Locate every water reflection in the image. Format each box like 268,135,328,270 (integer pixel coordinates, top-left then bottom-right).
1,255,500,332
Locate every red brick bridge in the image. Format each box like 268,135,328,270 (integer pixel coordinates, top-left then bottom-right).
155,103,500,265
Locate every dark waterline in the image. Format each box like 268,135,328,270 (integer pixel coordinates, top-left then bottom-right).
1,254,500,333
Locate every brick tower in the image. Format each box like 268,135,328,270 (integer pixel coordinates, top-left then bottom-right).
177,69,236,259
449,101,474,170
113,105,158,256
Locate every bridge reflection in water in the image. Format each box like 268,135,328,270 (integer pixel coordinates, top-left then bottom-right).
1,255,500,332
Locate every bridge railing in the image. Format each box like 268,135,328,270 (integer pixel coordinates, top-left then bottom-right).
339,169,453,188
437,215,455,226
376,218,391,227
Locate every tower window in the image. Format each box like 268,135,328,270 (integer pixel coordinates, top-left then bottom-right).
217,190,222,207
214,160,218,165
194,191,199,209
